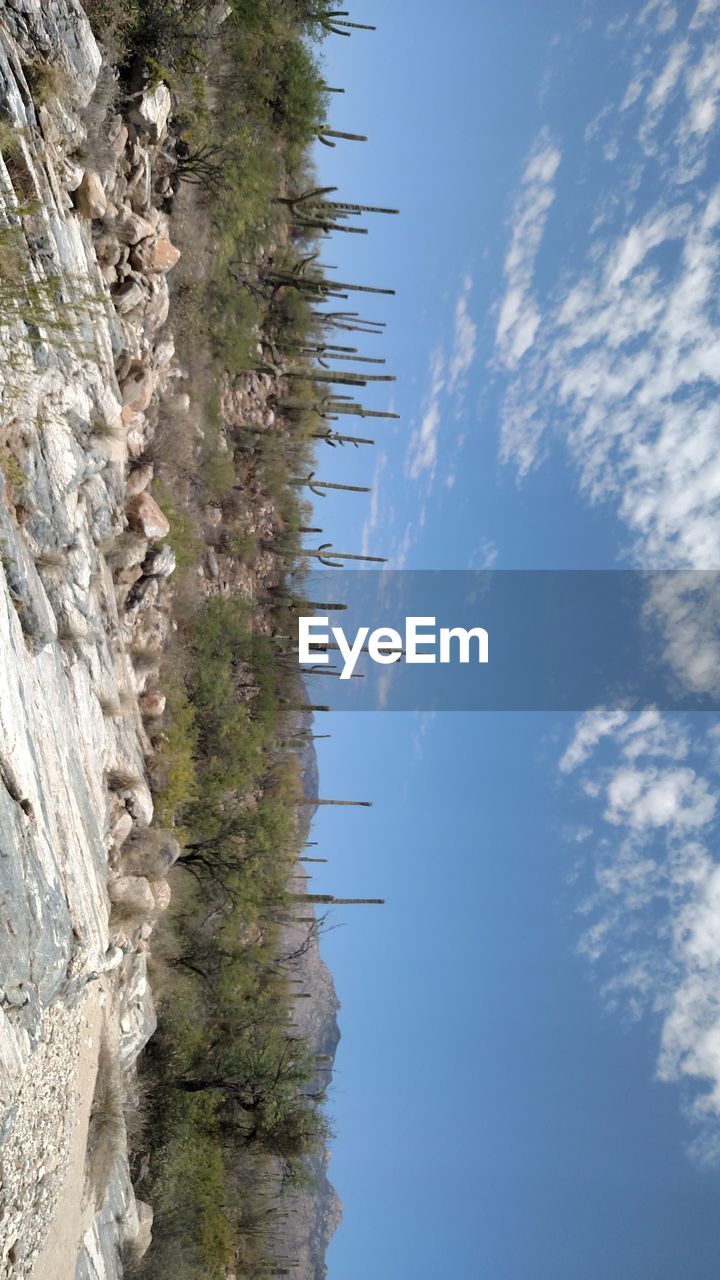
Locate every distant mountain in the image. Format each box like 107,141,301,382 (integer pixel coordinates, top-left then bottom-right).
269,733,343,1279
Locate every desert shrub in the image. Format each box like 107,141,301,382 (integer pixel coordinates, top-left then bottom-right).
86,1040,126,1201
25,60,74,107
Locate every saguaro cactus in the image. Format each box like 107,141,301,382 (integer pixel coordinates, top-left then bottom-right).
300,543,386,566
291,471,371,496
317,127,368,147
297,799,372,807
313,430,375,447
293,894,385,905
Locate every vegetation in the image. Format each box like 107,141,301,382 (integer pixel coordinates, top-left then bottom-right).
77,2,394,1275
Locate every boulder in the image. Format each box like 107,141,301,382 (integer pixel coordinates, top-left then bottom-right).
118,212,155,245
126,462,154,497
73,169,106,220
130,576,160,610
109,874,155,920
113,279,145,315
149,879,171,913
126,493,170,540
129,84,172,143
131,236,181,275
139,691,166,718
143,544,176,577
120,366,154,414
106,532,148,572
144,276,170,333
134,1200,154,1259
121,828,181,879
110,809,133,852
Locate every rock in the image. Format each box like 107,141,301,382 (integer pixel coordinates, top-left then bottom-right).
126,422,147,461
153,334,176,372
149,879,171,913
113,279,145,315
112,123,129,157
110,810,134,852
120,366,155,414
109,875,155,919
143,544,176,578
118,212,155,245
94,231,122,266
144,276,170,332
62,159,84,192
210,2,233,26
121,829,181,879
129,84,172,143
118,955,156,1070
134,1200,154,1259
130,576,159,610
172,390,191,414
73,169,106,220
126,462,154,497
116,563,143,589
139,691,166,718
130,236,181,274
205,504,223,528
129,161,152,213
106,532,148,572
126,494,170,540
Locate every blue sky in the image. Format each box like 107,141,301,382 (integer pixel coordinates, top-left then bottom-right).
297,2,720,1277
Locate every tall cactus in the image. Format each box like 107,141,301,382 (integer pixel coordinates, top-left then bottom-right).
293,894,385,905
313,430,375,447
297,799,372,807
291,471,371,496
300,543,386,566
317,127,368,147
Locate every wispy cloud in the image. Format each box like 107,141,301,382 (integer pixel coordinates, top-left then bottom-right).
496,2,720,567
406,277,477,489
406,348,444,482
448,274,477,395
360,452,388,557
495,130,561,371
559,709,720,1155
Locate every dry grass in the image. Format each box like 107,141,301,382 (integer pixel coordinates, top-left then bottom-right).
33,547,68,570
98,690,135,718
86,1039,126,1202
25,60,74,108
106,767,144,792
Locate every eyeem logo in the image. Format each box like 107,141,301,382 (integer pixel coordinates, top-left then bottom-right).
299,616,489,680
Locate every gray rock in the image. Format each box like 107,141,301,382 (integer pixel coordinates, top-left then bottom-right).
143,544,176,578
106,532,148,572
129,84,172,143
113,278,145,315
121,828,181,879
73,169,106,220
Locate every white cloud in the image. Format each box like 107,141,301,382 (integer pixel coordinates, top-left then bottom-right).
406,349,444,482
560,707,630,772
448,275,477,394
639,39,689,147
495,131,561,370
692,0,720,27
604,765,716,831
497,7,720,570
559,711,720,1151
360,453,387,557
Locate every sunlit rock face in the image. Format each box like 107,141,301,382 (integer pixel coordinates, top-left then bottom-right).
0,5,158,1277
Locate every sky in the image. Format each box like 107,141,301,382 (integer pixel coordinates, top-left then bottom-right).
294,2,720,1277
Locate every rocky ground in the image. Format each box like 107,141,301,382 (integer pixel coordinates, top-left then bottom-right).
0,2,189,1275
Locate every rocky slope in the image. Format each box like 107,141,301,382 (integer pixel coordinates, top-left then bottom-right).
0,3,185,1275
